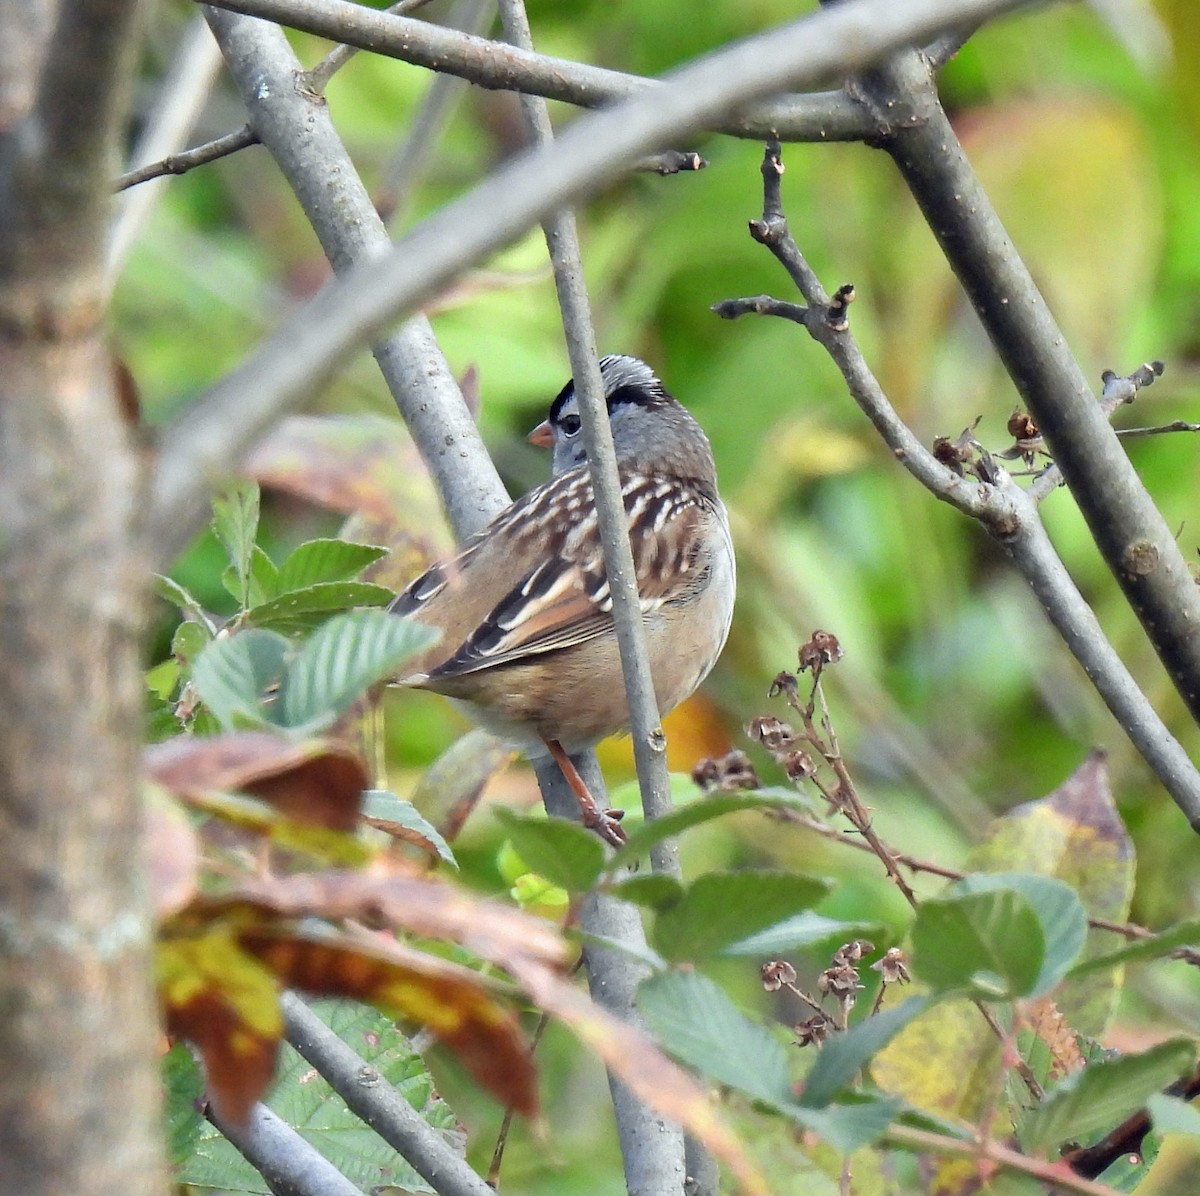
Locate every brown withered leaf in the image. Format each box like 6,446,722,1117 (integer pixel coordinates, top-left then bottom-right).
240,927,537,1117
198,870,566,971
146,732,368,831
1019,995,1085,1085
244,414,452,593
145,784,200,921
158,929,284,1126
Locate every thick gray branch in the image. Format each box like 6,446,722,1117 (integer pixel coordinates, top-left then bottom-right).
195,6,507,554
208,1098,365,1196
153,0,1037,554
858,49,1200,729
280,995,494,1196
201,0,872,143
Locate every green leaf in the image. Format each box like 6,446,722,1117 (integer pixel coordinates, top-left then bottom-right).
611,789,819,871
177,999,463,1193
211,481,261,610
171,619,211,668
911,888,1044,997
723,912,885,958
637,970,792,1105
652,870,831,962
494,809,606,892
784,1094,902,1153
954,872,1087,997
607,874,686,909
162,1041,205,1167
1023,1039,1196,1155
276,538,389,592
360,789,456,867
276,610,438,731
145,659,179,702
1148,1092,1200,1137
246,582,397,633
247,544,280,606
800,994,936,1107
153,573,214,630
191,630,291,730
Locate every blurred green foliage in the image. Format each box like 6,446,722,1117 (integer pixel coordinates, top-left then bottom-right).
125,1,1200,1191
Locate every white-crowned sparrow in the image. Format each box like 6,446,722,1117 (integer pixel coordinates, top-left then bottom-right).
391,355,735,843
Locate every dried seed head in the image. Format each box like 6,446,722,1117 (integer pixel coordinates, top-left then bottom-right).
783,750,816,782
746,715,797,753
871,947,911,985
768,670,799,701
691,750,760,793
818,963,863,999
761,960,797,992
1007,409,1039,441
831,940,874,967
793,1013,831,1048
799,630,843,673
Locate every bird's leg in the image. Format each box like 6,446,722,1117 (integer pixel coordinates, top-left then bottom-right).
542,739,627,847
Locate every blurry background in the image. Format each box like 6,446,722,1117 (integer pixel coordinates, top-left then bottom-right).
125,1,1200,1189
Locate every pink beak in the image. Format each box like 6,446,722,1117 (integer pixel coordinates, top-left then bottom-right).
527,419,554,448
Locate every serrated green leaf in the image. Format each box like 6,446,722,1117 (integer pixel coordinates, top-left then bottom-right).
611,789,819,871
162,1042,205,1167
191,630,291,730
171,619,212,668
954,872,1086,997
800,994,937,1107
153,573,213,630
247,582,397,634
652,870,830,962
784,1093,902,1153
276,538,389,593
212,481,261,609
177,999,462,1193
723,912,886,958
1023,1039,1196,1155
276,610,438,731
246,544,279,607
911,888,1044,997
607,874,685,909
360,789,456,867
494,809,606,892
637,970,792,1105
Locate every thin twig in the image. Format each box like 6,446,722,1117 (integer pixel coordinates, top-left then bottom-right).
715,140,1200,831
884,1123,1127,1196
114,125,259,191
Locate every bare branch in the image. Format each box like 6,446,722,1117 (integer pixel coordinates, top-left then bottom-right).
152,0,1040,559
280,995,495,1196
208,1097,365,1196
496,0,690,1184
202,0,877,143
186,5,508,558
114,124,259,191
108,14,224,281
858,49,1200,730
717,142,1200,831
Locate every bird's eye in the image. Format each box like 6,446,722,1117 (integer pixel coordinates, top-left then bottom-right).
560,414,582,436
